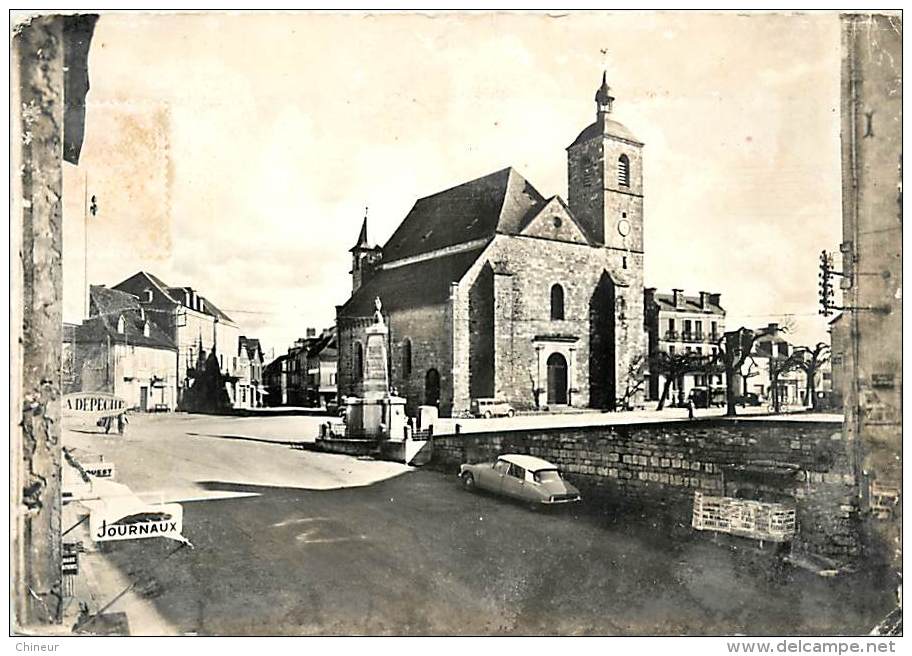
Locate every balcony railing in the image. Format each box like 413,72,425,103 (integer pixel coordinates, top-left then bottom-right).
663,330,680,341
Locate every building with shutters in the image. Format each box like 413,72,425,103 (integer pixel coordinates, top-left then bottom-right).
63,285,179,411
644,288,726,402
337,74,647,417
110,271,239,404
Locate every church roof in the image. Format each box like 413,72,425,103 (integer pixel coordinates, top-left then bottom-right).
381,167,546,262
568,117,642,148
339,247,486,317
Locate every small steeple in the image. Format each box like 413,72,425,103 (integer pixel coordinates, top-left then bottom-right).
350,207,370,252
595,71,615,115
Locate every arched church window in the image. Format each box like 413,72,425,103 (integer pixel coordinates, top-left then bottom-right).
353,342,364,380
550,284,565,321
402,339,412,377
618,154,630,187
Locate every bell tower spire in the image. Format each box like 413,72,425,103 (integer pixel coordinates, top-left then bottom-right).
595,71,615,116
349,207,382,294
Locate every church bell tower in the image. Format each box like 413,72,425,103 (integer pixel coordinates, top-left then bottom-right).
567,73,644,258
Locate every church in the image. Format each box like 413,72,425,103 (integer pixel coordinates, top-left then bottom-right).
336,74,646,417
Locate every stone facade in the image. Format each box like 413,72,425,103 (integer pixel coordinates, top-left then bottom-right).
838,14,902,572
430,418,858,560
337,75,647,417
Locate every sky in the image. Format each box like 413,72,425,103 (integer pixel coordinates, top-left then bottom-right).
62,11,843,359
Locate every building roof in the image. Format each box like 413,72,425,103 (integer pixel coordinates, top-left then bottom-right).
568,117,642,148
89,285,142,317
306,327,337,359
112,272,235,324
380,167,547,262
652,292,725,315
74,287,176,350
239,336,263,361
339,247,485,317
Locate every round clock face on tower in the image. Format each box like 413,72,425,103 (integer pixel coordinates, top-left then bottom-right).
617,219,631,237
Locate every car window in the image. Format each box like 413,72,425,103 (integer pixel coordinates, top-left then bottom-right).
508,464,525,480
493,460,510,475
534,470,562,484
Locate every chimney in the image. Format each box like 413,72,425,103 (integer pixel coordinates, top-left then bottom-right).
767,322,779,334
699,291,711,309
672,289,685,308
708,293,722,308
306,327,316,338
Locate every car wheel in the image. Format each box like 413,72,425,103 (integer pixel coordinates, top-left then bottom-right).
484,411,493,419
461,472,476,491
507,409,515,418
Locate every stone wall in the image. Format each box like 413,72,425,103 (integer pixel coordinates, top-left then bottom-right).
430,418,858,560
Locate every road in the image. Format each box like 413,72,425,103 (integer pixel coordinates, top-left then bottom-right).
63,413,890,636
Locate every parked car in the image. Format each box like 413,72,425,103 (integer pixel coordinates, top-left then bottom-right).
736,392,762,407
470,397,516,418
688,386,727,408
459,454,581,507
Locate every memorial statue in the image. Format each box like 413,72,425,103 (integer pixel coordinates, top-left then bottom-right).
373,296,384,326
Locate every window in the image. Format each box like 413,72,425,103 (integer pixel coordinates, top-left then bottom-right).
353,342,364,380
695,320,703,338
669,345,676,355
777,342,788,357
508,464,525,480
116,315,126,334
494,460,510,475
142,322,150,338
552,216,562,229
711,321,718,337
622,256,628,270
330,373,337,385
668,318,675,333
241,387,246,403
550,284,565,320
402,339,412,377
143,289,153,303
617,154,630,187
696,347,702,355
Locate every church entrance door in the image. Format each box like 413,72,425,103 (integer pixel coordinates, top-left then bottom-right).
546,353,568,405
425,368,440,407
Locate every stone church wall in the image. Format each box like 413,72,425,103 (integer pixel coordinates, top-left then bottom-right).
453,235,645,413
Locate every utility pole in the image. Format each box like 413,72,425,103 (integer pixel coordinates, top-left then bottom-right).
13,16,66,627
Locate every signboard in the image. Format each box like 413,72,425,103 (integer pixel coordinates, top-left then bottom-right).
63,392,127,418
62,543,80,575
871,373,895,388
82,461,116,479
90,502,184,543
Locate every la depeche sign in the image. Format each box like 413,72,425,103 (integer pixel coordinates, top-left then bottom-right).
90,503,184,543
63,392,127,418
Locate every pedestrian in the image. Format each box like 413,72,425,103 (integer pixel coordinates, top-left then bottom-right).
117,412,129,435
687,397,695,420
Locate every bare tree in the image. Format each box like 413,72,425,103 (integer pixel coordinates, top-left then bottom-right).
714,326,777,417
618,352,647,410
792,342,831,410
650,351,705,410
767,353,804,414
